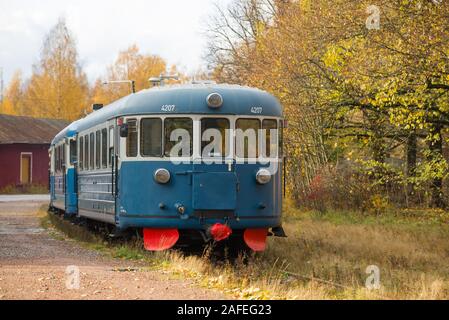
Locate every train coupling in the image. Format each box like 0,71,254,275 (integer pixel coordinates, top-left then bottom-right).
209,223,232,241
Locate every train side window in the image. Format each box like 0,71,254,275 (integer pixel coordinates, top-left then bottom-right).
96,131,101,169
109,127,114,167
61,145,64,170
236,119,260,158
201,118,230,158
279,120,284,158
70,140,77,165
90,133,94,169
101,128,108,168
56,146,59,172
126,119,138,157
55,146,59,172
141,118,162,157
262,119,278,158
79,137,84,170
63,145,65,167
164,118,193,157
84,135,89,171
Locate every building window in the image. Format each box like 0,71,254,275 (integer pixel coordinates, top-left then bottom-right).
140,118,162,157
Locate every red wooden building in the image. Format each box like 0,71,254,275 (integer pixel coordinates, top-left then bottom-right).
0,114,68,191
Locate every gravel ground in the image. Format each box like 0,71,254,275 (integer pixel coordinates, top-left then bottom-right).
0,200,225,300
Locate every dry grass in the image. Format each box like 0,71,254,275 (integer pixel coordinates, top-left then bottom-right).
42,203,449,300
0,184,48,195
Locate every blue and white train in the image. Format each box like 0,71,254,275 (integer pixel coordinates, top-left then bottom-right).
50,83,285,252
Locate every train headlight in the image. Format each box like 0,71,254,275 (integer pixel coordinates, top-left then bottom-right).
154,169,171,184
256,169,272,185
206,93,223,108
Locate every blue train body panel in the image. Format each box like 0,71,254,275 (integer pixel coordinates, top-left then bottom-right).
115,161,282,230
49,84,284,248
65,168,78,214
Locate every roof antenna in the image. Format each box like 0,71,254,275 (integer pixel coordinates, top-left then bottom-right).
149,74,179,87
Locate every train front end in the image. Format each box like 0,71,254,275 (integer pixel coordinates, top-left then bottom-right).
115,86,285,252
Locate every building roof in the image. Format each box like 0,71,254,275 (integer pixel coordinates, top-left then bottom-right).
0,114,69,145
52,83,284,144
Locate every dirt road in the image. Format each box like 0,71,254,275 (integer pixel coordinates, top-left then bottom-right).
0,196,224,300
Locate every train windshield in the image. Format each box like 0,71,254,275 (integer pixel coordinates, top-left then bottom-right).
236,119,260,158
141,118,163,157
262,119,278,158
164,118,193,157
201,118,230,158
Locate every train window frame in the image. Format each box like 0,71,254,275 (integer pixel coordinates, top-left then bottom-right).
70,140,77,165
101,128,108,168
79,136,84,171
84,135,89,171
235,118,261,159
200,117,230,158
140,118,163,158
262,119,278,158
55,146,59,173
109,126,114,168
279,120,284,158
89,133,94,170
59,145,64,172
57,146,60,172
95,131,101,169
164,117,193,158
126,119,138,157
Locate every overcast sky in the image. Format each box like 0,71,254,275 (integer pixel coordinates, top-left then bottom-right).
0,0,232,86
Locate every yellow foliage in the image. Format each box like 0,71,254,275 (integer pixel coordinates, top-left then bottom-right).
91,44,167,106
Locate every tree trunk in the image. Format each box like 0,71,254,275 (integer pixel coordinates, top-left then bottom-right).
428,125,445,209
372,133,386,164
406,132,417,206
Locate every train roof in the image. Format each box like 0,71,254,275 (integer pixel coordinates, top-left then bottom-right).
51,84,283,145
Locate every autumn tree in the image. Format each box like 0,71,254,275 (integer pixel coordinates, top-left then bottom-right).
23,18,89,121
207,0,449,209
91,45,167,105
1,70,24,115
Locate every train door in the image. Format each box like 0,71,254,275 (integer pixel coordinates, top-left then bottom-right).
67,137,78,214
53,143,65,210
192,116,237,212
109,119,118,224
